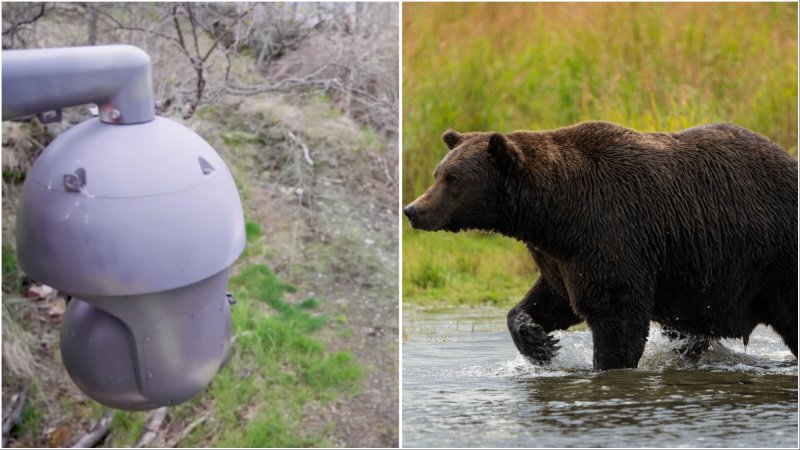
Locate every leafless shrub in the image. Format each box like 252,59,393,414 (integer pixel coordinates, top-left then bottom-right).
245,3,399,140
3,2,398,141
1,2,48,49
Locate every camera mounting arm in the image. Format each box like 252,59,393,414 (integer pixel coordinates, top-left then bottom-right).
2,45,155,125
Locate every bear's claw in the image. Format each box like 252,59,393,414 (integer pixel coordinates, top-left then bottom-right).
511,312,560,364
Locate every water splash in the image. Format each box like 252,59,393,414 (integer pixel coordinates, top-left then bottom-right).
408,323,796,379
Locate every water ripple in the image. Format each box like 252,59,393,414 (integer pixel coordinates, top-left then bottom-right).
403,310,798,448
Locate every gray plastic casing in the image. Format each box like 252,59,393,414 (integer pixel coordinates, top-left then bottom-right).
16,118,245,410
5,45,245,410
17,117,245,296
62,269,232,410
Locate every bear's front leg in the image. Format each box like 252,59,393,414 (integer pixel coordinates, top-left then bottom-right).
581,284,653,370
507,278,582,364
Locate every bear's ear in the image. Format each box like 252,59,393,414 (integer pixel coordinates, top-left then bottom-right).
442,130,463,150
488,133,524,173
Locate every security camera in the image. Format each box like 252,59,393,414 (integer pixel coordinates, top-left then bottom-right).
2,45,245,410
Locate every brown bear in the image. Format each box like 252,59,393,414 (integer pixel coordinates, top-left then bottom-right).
404,121,797,370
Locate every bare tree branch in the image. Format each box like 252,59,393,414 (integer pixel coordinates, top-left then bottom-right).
287,130,314,166
2,3,46,36
164,412,210,448
72,414,112,448
171,4,188,57
185,3,201,58
135,407,168,448
1,383,28,447
82,4,181,48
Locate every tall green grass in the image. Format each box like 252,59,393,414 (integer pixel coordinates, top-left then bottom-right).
403,223,537,306
403,2,798,307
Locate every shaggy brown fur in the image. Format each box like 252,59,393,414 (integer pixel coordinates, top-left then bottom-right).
405,121,797,370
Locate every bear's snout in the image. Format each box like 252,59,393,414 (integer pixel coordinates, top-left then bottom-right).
403,204,418,222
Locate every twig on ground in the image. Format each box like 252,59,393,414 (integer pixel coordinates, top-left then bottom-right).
287,130,314,166
135,407,168,447
289,219,300,277
71,414,112,448
165,412,210,447
2,383,28,448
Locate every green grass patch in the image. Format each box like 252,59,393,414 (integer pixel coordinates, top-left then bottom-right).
403,223,537,308
245,220,263,243
218,410,310,448
242,220,264,259
308,91,343,120
10,401,43,440
220,129,264,149
2,167,26,184
358,127,384,152
110,411,146,447
408,258,446,290
2,244,20,294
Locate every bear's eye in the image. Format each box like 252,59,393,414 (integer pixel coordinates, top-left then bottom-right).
444,174,458,185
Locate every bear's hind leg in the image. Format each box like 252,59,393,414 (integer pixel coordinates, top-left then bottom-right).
764,291,798,357
507,278,581,364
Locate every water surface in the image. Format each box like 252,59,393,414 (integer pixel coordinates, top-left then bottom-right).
403,308,798,448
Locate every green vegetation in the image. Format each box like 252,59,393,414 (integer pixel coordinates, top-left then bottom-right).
403,2,798,307
11,401,43,441
2,244,20,293
111,412,146,447
245,220,263,243
403,223,536,307
358,126,384,152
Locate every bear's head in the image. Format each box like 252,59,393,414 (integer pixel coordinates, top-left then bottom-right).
404,130,528,233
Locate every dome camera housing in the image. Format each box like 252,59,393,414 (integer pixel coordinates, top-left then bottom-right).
3,45,245,410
